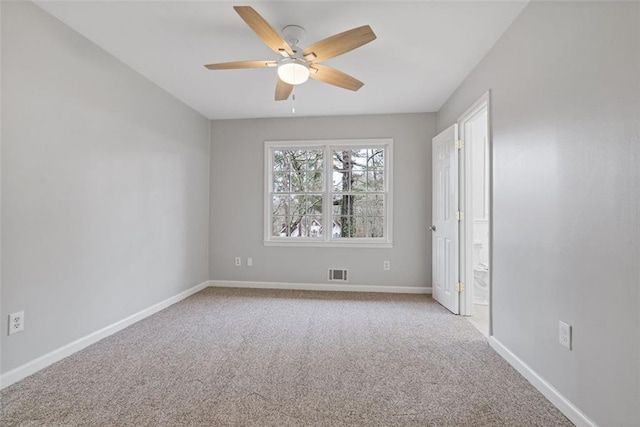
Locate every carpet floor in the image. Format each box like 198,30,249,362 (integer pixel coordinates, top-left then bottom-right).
1,288,572,426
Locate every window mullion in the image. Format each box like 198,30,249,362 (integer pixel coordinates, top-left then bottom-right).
324,144,331,242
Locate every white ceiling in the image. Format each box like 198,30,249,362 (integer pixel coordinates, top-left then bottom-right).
35,1,527,120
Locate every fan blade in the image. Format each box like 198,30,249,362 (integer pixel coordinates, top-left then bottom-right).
303,25,376,63
205,60,277,70
234,6,294,57
275,79,294,101
309,64,364,91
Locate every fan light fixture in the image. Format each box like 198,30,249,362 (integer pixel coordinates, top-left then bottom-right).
277,58,310,85
203,6,376,101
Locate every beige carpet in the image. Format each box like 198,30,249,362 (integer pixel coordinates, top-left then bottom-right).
1,288,572,426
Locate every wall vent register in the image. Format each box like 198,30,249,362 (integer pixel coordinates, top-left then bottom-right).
328,269,349,282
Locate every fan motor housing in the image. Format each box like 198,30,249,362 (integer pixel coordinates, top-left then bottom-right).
282,25,306,49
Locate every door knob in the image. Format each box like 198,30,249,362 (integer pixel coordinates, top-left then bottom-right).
429,225,436,232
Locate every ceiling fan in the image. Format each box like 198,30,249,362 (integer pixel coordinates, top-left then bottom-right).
204,6,377,101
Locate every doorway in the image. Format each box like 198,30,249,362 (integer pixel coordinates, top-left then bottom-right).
459,93,491,337
431,92,491,337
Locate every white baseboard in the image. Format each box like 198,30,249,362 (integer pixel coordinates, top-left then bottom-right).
209,280,432,294
0,281,209,390
489,336,597,427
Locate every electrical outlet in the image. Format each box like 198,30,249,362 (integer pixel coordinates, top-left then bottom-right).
383,260,390,271
247,257,253,267
9,311,24,335
559,321,571,350
234,257,241,267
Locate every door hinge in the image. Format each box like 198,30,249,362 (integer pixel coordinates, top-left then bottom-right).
456,210,465,221
455,282,465,293
455,139,464,150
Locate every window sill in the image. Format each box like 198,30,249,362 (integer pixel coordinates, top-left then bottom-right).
264,240,393,248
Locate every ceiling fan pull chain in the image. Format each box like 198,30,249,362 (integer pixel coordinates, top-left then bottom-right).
292,90,296,114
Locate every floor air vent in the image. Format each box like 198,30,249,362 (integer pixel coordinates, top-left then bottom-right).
328,269,348,282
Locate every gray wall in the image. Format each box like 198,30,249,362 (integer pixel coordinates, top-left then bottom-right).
1,2,210,373
436,2,640,425
210,114,435,288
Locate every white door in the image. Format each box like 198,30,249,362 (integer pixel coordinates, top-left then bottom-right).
431,124,459,314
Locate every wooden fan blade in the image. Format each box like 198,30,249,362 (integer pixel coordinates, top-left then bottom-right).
303,25,376,63
309,64,364,91
234,6,294,57
204,60,277,70
275,79,294,101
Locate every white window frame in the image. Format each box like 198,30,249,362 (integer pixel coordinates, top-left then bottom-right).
264,138,393,248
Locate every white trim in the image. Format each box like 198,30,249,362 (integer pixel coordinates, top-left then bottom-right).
457,91,492,335
0,281,209,390
489,337,597,427
458,92,491,123
264,138,393,247
263,240,393,248
209,280,431,295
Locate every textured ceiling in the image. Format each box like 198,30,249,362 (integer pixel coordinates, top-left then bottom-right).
36,1,528,119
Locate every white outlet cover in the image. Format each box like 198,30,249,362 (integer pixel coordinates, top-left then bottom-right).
383,261,390,271
247,257,253,266
559,321,571,350
9,311,25,335
234,257,241,267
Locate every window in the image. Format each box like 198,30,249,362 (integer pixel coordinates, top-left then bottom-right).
265,139,392,247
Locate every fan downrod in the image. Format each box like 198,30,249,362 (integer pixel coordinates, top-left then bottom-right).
282,25,306,49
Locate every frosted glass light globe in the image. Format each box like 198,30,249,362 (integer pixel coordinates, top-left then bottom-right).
277,59,310,85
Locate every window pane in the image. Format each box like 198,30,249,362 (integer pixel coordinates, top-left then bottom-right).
368,149,384,169
273,172,290,192
289,195,307,216
294,195,306,214
354,216,367,238
272,195,323,238
351,195,366,216
305,195,323,214
367,170,384,191
350,195,384,216
274,149,323,193
310,215,323,237
351,170,366,192
307,150,324,170
366,216,384,238
330,181,385,239
334,216,356,238
304,171,323,191
290,170,306,193
332,150,346,170
292,150,307,170
367,195,385,216
350,149,367,171
272,195,290,217
272,216,287,237
288,215,323,238
297,217,310,236
332,149,367,171
274,149,324,172
333,170,350,192
332,194,353,216
332,198,342,216
273,151,290,171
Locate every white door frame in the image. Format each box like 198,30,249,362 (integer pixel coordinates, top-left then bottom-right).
457,91,492,334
